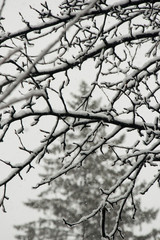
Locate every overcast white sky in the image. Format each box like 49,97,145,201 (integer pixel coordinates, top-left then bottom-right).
0,0,160,239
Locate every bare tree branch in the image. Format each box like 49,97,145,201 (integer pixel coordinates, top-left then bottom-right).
1,0,160,238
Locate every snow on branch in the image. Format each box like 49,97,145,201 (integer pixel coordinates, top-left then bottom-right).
1,0,160,238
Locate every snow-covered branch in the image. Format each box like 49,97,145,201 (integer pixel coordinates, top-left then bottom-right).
1,0,160,238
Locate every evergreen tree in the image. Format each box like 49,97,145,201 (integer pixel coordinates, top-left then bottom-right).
14,82,159,240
